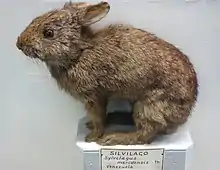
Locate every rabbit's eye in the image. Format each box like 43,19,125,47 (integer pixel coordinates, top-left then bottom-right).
43,29,54,38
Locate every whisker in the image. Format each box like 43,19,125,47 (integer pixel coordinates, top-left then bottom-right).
32,59,37,64
36,59,41,65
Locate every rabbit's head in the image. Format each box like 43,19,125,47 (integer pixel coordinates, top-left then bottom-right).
16,1,110,66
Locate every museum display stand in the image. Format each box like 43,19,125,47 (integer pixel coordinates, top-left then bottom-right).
76,117,193,170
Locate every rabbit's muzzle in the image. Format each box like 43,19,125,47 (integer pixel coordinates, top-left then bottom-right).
16,36,24,51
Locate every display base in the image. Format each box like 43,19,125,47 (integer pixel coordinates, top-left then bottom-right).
76,117,193,170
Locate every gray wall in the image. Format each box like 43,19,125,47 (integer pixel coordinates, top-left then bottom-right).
0,0,219,170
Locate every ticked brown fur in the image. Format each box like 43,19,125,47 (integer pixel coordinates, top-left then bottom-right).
16,1,198,145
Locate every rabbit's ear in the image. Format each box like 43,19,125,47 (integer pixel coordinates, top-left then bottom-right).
64,1,90,9
80,1,110,26
75,2,90,8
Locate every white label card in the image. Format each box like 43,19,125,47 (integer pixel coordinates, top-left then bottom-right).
101,148,164,170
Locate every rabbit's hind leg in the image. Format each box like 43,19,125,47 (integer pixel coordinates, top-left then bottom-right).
96,99,168,146
97,95,191,146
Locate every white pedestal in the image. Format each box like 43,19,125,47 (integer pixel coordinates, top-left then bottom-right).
76,117,193,170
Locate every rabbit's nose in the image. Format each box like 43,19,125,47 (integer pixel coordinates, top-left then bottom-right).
16,36,24,50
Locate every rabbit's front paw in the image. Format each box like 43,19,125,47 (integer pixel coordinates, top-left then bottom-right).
85,121,94,130
85,129,103,142
96,133,121,146
96,133,139,146
85,132,101,142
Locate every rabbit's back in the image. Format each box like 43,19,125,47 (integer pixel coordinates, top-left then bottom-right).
65,24,197,104
75,25,197,101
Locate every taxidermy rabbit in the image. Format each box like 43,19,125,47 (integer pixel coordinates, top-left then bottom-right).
16,1,198,145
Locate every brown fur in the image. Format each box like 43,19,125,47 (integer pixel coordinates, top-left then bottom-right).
16,1,198,145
